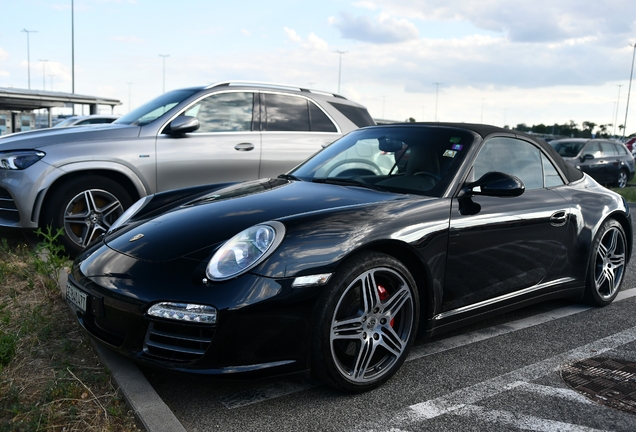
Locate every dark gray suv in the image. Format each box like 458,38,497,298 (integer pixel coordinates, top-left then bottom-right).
0,81,374,254
550,138,635,188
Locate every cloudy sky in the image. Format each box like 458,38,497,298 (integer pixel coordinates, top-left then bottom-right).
1,0,636,135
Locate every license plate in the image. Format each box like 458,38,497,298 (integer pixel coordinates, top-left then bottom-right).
66,281,87,312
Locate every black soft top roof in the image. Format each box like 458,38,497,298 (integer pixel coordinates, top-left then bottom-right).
385,122,584,183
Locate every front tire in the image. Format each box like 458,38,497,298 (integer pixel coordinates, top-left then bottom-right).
42,175,133,256
583,219,627,306
312,251,419,392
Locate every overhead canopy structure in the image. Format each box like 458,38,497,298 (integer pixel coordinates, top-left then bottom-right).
0,87,121,113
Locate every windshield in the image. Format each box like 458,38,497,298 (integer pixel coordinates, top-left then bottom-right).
114,89,200,126
53,117,79,128
550,141,586,158
291,126,476,197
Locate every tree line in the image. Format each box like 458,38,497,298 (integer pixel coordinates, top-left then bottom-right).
512,121,632,139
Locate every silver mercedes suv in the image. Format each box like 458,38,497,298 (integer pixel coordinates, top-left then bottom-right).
0,81,374,254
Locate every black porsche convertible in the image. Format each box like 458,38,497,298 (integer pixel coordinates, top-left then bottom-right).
67,123,632,392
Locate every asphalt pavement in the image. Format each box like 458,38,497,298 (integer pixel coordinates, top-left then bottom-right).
59,203,636,432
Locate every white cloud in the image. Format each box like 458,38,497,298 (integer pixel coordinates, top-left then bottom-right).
284,27,303,44
241,29,251,37
330,12,419,43
0,47,8,62
284,28,329,51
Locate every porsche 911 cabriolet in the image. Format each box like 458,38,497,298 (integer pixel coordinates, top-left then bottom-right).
66,123,632,392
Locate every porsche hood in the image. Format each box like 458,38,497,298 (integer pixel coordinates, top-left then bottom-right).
104,178,402,262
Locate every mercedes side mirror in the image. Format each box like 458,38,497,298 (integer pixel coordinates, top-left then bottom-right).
166,116,200,135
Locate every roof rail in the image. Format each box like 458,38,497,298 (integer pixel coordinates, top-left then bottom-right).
205,80,347,99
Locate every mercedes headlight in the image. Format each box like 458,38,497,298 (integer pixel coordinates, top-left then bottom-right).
0,150,45,170
206,221,285,281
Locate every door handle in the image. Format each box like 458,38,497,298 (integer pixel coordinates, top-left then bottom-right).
234,143,254,151
550,210,568,227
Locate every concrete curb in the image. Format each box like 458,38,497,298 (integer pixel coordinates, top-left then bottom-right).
59,272,186,432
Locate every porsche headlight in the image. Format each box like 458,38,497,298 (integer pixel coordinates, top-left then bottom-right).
0,150,45,170
206,221,285,281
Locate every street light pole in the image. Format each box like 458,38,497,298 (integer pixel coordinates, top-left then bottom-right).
39,59,48,90
614,84,622,137
22,28,38,90
433,82,442,121
623,43,636,140
159,54,169,93
335,50,347,94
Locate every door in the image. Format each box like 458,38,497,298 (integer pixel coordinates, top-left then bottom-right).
156,91,261,191
443,137,571,311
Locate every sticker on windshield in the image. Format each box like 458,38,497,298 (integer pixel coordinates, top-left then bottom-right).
450,136,461,143
443,150,457,158
452,144,463,151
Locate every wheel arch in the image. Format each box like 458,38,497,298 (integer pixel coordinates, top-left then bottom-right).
606,210,633,264
38,169,143,227
348,240,436,333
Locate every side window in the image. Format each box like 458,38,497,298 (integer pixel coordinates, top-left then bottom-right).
615,144,629,156
472,137,544,190
309,102,338,132
541,153,564,187
264,94,310,131
184,92,254,133
583,142,602,158
600,142,618,156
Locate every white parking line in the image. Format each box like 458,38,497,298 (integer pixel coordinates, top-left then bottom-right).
515,382,594,405
455,405,607,432
221,289,636,409
356,324,636,431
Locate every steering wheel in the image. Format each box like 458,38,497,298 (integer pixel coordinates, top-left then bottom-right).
326,159,382,177
414,172,441,183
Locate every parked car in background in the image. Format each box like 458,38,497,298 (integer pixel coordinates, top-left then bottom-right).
53,115,119,127
550,138,635,188
625,136,636,153
0,81,374,255
66,123,631,392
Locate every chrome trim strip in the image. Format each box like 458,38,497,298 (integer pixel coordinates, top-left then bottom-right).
432,277,576,321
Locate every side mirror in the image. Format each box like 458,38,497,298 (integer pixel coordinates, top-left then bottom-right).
166,116,200,135
463,171,525,197
580,154,594,162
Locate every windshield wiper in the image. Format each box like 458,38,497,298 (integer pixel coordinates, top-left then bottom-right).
311,177,381,190
277,174,303,181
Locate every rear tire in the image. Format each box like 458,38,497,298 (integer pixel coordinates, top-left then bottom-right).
616,169,628,188
583,219,627,306
311,251,419,392
42,175,133,256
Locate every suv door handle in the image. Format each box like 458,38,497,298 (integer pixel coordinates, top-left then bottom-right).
234,143,254,151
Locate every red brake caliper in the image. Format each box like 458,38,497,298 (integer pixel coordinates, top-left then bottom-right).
377,285,395,327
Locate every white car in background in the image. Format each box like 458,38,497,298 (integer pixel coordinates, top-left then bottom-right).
53,115,119,127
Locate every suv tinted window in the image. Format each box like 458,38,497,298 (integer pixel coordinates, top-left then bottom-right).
309,102,337,132
328,101,375,127
185,92,254,133
264,94,310,131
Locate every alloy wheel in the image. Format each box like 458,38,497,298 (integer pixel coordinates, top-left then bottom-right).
593,225,626,301
329,266,415,384
63,189,124,248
